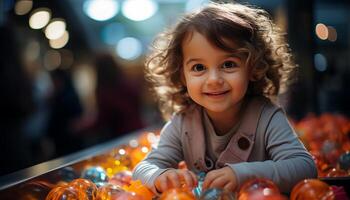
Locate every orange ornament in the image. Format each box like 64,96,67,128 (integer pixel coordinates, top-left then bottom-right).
290,179,335,200
123,180,154,200
238,178,280,200
159,188,196,200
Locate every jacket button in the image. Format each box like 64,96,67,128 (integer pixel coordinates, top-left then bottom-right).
238,137,250,150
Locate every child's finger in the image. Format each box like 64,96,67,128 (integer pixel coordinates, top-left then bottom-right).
167,170,181,188
188,170,198,186
181,170,195,188
155,175,168,192
202,171,215,190
223,181,235,192
207,175,228,189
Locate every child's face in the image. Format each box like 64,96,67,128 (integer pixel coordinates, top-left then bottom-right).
182,31,252,116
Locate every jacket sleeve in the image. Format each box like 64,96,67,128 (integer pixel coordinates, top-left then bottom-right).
227,110,318,193
132,115,184,193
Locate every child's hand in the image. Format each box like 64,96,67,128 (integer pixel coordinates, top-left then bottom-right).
154,169,198,193
202,166,238,192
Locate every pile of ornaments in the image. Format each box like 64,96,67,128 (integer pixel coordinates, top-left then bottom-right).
292,113,350,177
41,113,349,199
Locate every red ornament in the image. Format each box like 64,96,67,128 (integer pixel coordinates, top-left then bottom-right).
290,179,335,200
238,178,280,200
159,188,196,200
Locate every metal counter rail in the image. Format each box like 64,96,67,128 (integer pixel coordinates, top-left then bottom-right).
0,130,141,191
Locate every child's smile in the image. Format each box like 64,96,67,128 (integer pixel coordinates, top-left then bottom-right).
203,90,230,99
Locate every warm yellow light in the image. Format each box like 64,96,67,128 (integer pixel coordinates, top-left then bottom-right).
49,31,69,49
29,8,51,29
15,0,33,15
327,26,337,42
44,50,61,71
119,149,126,155
45,19,66,40
315,23,328,40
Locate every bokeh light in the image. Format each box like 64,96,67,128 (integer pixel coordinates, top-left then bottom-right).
314,53,327,72
83,0,119,21
122,0,158,21
185,0,209,12
29,8,51,29
101,23,126,45
327,26,337,42
49,31,70,49
315,23,328,40
45,19,66,40
44,50,61,71
15,0,33,15
116,37,143,60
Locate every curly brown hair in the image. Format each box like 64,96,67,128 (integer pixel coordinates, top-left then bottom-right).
145,2,296,120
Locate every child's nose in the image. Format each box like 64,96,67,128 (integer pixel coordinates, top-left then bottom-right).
206,69,224,85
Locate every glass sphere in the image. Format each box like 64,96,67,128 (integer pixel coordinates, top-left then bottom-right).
159,188,196,200
81,166,108,184
238,178,280,200
199,188,235,200
290,179,335,200
108,170,133,187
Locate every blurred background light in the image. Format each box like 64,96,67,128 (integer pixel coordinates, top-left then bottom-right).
315,23,328,40
122,0,158,21
45,19,66,40
327,26,337,42
29,8,51,29
314,53,327,72
44,50,62,71
59,49,74,69
83,0,119,21
101,22,126,45
185,0,209,12
24,40,40,62
49,30,69,49
116,37,142,60
14,0,33,15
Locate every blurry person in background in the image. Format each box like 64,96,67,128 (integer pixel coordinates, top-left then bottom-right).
0,25,34,175
92,53,144,141
22,61,54,164
47,68,83,157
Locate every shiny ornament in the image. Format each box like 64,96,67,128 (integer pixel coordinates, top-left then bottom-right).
193,172,205,198
112,191,144,200
123,180,154,200
290,179,335,200
130,146,150,168
19,181,53,200
81,166,108,184
199,188,235,200
109,170,133,187
96,183,125,200
237,178,280,200
338,151,350,171
69,178,98,199
159,188,196,200
45,185,87,200
58,167,79,182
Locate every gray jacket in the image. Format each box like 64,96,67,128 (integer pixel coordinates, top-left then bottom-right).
133,96,317,193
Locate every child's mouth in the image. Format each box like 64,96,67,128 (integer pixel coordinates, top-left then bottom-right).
203,90,230,96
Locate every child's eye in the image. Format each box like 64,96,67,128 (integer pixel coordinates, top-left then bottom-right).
222,61,237,70
192,64,206,72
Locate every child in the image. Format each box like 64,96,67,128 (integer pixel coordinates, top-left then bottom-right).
133,2,317,194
